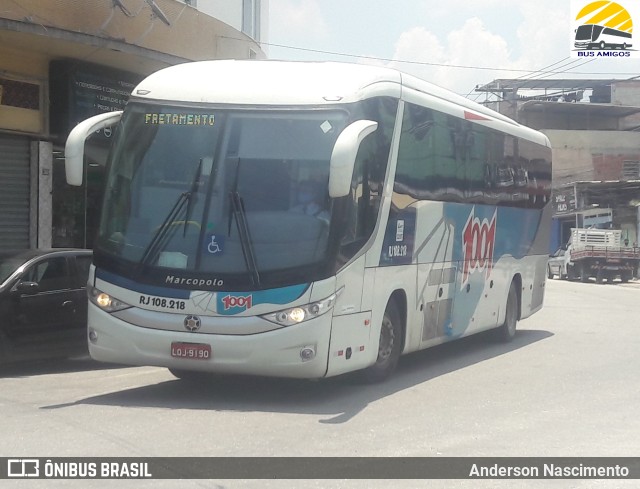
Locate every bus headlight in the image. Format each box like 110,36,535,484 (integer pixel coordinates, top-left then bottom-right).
88,286,132,312
261,288,342,326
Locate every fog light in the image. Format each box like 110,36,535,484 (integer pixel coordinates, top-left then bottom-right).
89,329,98,343
300,346,316,362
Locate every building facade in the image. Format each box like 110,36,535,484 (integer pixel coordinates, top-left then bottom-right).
0,0,267,251
477,79,640,252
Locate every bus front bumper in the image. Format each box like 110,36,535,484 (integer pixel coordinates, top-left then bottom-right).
87,305,332,379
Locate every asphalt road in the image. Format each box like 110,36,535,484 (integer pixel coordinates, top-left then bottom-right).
1,278,639,488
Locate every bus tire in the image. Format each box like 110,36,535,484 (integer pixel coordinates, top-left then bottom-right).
547,266,553,279
362,300,402,383
495,282,518,342
168,368,210,382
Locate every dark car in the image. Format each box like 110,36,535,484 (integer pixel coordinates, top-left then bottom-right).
0,248,92,364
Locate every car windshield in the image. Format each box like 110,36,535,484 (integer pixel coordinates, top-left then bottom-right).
96,103,349,280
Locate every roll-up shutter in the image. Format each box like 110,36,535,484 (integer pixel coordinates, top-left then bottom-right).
0,134,31,251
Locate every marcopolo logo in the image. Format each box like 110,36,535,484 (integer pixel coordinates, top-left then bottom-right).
571,1,637,57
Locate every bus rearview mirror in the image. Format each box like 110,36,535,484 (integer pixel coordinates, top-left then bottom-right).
65,111,123,186
328,120,378,198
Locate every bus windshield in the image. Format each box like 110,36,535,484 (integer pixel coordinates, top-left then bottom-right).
575,24,594,41
96,103,349,283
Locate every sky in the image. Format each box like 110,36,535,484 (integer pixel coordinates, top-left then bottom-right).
267,0,640,102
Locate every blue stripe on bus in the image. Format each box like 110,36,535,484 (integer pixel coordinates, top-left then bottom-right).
442,204,541,262
95,268,191,299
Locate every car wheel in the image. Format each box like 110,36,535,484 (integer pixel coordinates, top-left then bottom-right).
362,300,402,383
495,282,518,342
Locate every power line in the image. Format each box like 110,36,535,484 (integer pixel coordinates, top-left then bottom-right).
233,37,640,75
469,57,574,101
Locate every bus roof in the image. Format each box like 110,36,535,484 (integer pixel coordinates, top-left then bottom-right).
131,60,549,146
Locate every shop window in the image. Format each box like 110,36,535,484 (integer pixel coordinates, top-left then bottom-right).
0,77,40,110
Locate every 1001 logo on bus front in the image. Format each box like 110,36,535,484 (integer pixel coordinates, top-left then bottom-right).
461,208,497,286
221,294,252,311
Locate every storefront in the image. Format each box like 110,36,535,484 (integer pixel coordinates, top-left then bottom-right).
0,72,41,252
0,134,32,250
49,61,142,249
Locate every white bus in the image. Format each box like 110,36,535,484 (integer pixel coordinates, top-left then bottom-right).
574,24,632,50
65,61,552,381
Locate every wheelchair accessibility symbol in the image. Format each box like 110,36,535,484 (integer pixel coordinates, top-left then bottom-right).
205,234,224,255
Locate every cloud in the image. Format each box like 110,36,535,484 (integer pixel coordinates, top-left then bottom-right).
516,2,570,70
385,26,445,74
384,18,513,96
380,3,570,96
269,0,329,40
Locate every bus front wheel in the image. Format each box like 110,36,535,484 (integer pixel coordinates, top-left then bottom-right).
495,282,518,342
363,300,402,383
169,368,211,382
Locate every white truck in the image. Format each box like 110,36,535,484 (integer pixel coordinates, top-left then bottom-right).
548,228,639,283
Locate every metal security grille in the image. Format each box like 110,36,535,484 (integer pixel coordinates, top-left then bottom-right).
0,134,30,251
622,160,640,179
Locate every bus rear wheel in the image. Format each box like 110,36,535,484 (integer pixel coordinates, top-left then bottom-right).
495,282,518,342
362,300,402,383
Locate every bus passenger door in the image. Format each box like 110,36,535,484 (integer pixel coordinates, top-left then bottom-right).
419,264,456,342
413,210,457,344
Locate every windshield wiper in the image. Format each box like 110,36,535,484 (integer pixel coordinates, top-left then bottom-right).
227,158,261,286
137,192,189,271
183,159,203,237
138,161,203,270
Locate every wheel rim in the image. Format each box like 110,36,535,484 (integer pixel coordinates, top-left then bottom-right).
378,315,395,362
